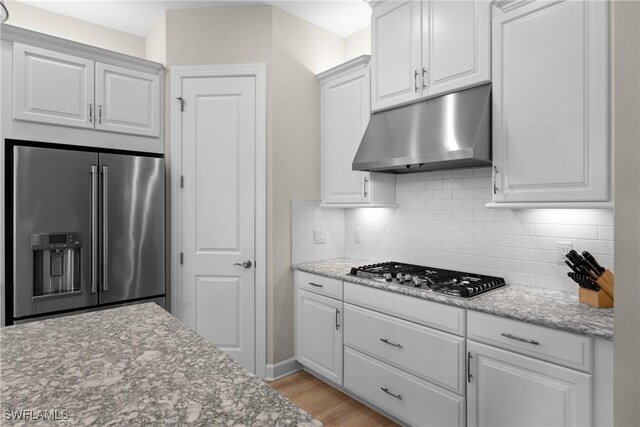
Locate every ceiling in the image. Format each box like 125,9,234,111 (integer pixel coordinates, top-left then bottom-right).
14,0,372,38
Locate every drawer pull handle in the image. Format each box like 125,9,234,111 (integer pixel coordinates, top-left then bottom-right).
308,282,323,288
380,338,402,349
335,308,341,330
501,332,539,345
381,387,403,400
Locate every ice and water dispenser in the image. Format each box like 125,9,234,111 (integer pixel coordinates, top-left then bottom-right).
31,233,82,297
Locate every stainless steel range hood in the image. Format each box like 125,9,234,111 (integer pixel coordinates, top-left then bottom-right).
353,83,492,174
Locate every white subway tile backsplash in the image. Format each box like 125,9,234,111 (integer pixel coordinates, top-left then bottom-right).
292,169,614,294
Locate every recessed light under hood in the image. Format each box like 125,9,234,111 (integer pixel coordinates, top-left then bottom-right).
352,83,492,174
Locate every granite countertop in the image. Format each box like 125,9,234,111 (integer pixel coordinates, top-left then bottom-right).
292,258,614,339
0,303,320,426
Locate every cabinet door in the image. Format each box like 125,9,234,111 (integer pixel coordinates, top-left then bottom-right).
492,0,609,202
371,0,422,111
468,341,592,427
13,43,95,129
423,0,491,97
295,289,343,385
95,63,160,137
321,66,371,204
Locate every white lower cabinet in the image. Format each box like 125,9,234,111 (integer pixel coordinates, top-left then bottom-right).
294,272,611,427
344,347,465,427
295,288,343,385
467,341,592,427
344,303,465,394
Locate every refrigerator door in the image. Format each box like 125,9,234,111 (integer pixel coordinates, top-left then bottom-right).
99,153,165,304
13,146,99,318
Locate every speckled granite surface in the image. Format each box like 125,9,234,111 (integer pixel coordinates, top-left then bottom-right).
293,258,614,339
0,303,320,426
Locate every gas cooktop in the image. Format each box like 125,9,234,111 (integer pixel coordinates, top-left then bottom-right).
349,262,506,299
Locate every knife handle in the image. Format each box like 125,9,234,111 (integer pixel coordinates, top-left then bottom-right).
582,251,605,274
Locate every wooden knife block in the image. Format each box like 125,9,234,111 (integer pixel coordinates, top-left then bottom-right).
578,270,614,308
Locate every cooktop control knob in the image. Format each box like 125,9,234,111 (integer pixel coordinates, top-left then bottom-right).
412,276,422,287
383,273,393,282
396,273,404,283
404,274,412,283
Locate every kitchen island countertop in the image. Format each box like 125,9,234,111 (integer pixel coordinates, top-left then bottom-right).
293,258,614,339
0,303,320,426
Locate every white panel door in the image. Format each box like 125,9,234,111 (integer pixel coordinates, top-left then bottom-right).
181,75,256,371
371,0,422,111
468,341,592,427
321,66,371,204
424,0,491,97
296,290,343,385
95,62,160,137
492,0,609,202
13,43,94,129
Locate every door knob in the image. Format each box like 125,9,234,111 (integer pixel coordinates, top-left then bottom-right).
233,260,252,269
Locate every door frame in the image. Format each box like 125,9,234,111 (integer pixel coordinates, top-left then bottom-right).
170,64,267,379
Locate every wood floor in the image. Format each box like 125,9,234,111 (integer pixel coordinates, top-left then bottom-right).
269,371,398,427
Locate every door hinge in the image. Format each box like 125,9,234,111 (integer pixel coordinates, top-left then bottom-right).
180,252,184,265
180,175,184,188
176,97,185,112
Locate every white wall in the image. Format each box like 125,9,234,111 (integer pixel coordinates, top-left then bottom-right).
145,12,166,65
5,0,145,57
291,169,614,295
346,169,613,293
345,26,371,60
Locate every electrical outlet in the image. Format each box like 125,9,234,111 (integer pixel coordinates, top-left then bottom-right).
557,241,573,264
354,228,361,243
313,229,325,244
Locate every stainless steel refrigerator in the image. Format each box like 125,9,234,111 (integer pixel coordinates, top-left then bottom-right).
9,143,165,323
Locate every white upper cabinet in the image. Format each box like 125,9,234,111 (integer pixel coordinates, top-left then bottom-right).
491,0,609,204
96,63,160,137
318,56,396,207
424,0,491,97
371,0,491,112
371,1,422,111
4,26,164,153
13,43,95,129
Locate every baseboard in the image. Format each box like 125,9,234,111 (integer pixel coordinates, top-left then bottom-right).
265,357,302,381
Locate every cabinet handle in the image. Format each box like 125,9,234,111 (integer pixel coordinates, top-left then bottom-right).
414,69,419,92
422,67,427,90
308,282,323,288
493,166,500,195
501,332,540,345
380,387,403,400
98,102,103,124
467,352,473,383
380,338,402,349
89,101,93,123
363,176,369,198
335,308,340,330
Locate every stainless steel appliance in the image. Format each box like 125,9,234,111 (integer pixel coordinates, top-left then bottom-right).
9,142,165,323
349,261,506,299
352,83,492,174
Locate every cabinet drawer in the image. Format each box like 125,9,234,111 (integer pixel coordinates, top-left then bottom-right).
295,270,342,299
344,303,465,394
467,311,593,372
344,347,465,427
344,281,465,335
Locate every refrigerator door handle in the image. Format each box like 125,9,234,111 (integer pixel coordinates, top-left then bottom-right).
101,165,108,292
90,165,98,294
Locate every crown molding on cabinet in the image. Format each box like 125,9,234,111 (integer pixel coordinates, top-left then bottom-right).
316,55,370,82
0,24,163,74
